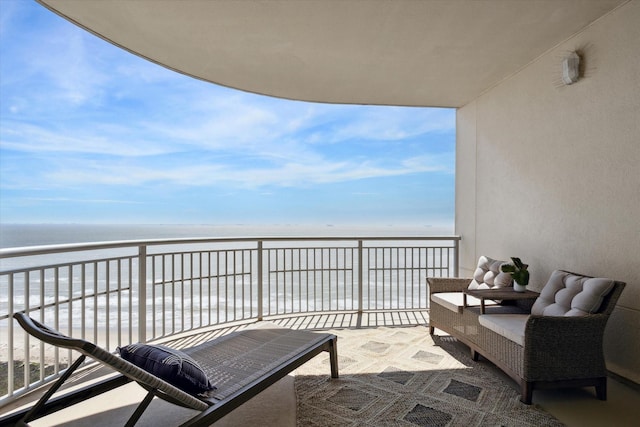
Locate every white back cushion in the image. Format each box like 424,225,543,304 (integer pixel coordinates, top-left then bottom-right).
531,270,615,316
467,255,513,290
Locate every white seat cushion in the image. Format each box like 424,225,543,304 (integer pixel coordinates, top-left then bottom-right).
431,292,499,313
478,314,530,346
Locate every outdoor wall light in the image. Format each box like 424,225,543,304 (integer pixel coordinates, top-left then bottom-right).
562,51,581,85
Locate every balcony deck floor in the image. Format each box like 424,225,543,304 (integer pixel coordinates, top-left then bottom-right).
2,311,639,426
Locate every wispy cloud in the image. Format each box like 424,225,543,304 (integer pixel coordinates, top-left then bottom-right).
25,197,143,205
38,150,451,189
0,0,455,225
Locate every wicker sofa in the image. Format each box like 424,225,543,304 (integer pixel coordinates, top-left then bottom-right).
428,256,527,353
428,257,626,404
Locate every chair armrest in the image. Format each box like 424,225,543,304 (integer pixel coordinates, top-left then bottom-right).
427,277,472,294
522,314,609,380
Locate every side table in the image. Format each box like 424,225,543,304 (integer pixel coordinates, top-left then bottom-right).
463,288,540,314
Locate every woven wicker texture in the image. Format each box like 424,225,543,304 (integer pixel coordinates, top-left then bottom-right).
13,314,335,421
295,326,563,426
184,326,334,401
427,271,625,404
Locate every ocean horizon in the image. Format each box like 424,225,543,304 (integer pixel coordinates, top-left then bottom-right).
0,223,454,250
1,223,454,339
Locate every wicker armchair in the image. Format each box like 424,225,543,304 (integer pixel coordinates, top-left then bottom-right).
478,271,625,404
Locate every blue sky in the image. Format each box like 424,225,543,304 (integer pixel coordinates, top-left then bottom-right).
0,0,455,228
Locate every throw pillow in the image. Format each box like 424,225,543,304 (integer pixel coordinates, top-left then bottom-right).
467,255,513,290
118,343,216,395
531,270,615,316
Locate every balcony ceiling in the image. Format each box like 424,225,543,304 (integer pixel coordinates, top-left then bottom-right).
38,0,625,108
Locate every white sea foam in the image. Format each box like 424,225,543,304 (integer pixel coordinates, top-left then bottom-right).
1,223,453,354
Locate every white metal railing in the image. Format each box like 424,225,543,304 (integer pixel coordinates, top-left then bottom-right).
0,235,459,407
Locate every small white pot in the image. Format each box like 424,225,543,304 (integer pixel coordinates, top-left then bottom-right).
513,282,527,293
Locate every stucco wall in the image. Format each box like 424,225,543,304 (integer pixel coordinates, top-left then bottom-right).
456,1,640,383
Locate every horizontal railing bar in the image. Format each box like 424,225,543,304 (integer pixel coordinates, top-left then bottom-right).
0,286,132,320
269,268,353,274
150,248,255,258
363,246,452,249
0,256,136,275
1,234,459,410
368,266,446,270
1,287,132,321
152,272,252,285
1,235,460,259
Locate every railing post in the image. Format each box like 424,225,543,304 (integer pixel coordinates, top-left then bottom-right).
257,240,263,321
453,238,459,277
8,274,14,396
138,245,147,343
358,240,363,314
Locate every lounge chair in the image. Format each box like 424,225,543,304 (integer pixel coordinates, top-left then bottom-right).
7,313,338,426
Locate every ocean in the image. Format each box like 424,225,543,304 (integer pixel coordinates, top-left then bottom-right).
1,223,453,356
0,222,454,275
0,223,453,249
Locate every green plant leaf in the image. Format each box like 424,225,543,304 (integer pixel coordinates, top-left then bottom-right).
512,257,524,269
502,258,529,286
501,264,516,273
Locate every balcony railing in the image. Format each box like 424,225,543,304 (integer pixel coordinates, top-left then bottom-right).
0,235,460,407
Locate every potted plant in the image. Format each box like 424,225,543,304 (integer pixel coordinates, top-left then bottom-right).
501,257,529,292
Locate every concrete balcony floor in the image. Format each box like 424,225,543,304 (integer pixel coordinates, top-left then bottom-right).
2,311,639,426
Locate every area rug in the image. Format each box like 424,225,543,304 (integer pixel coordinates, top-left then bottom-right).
295,326,563,426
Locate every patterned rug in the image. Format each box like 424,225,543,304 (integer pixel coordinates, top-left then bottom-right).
295,326,563,426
